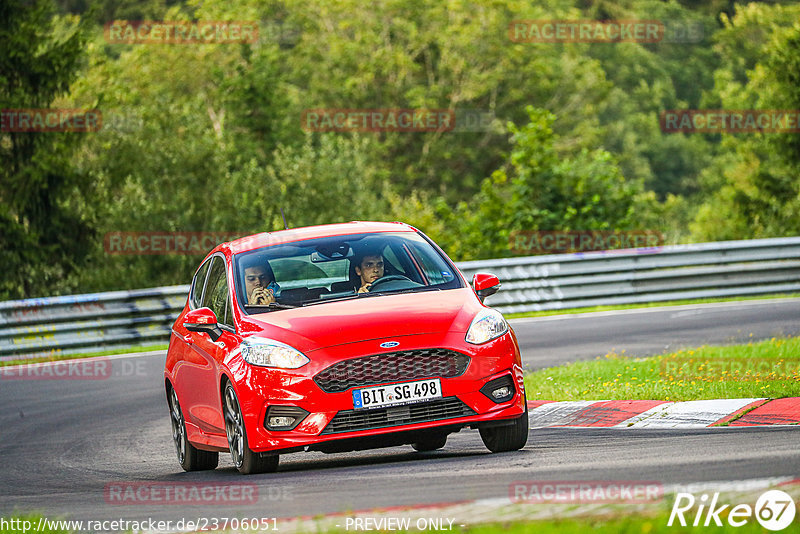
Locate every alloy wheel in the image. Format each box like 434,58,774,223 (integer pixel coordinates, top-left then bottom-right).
224,385,245,468
169,388,186,463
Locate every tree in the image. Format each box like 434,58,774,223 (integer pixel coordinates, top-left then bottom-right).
422,107,642,260
691,4,800,240
0,0,95,299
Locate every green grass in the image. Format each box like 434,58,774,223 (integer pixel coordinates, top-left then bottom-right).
523,336,800,401
1,512,780,534
0,515,70,534
453,514,775,533
506,293,800,319
311,512,777,534
0,344,167,367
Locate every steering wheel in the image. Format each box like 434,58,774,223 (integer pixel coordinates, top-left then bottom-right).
367,274,414,292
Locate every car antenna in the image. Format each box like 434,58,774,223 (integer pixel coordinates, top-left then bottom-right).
280,208,289,230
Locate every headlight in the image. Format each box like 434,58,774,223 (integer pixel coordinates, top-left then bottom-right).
465,308,509,345
241,337,310,369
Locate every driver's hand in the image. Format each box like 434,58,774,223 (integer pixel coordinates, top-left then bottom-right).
357,283,372,294
251,287,276,305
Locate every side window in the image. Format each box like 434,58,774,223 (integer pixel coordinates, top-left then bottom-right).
202,257,230,325
407,242,453,285
190,258,212,308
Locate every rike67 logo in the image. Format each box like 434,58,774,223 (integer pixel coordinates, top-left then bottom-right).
669,490,796,531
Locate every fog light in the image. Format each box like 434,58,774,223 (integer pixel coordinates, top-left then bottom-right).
491,386,512,400
265,406,309,431
479,375,515,403
269,416,296,427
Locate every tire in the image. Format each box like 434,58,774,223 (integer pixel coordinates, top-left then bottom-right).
411,434,448,452
479,402,529,453
168,387,219,471
223,382,279,475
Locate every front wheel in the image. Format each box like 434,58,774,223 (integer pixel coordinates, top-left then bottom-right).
223,382,279,475
479,402,529,453
168,387,218,471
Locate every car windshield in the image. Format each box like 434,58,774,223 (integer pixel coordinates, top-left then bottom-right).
235,231,462,311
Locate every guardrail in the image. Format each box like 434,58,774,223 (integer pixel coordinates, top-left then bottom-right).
0,287,189,360
460,236,800,313
2,237,799,360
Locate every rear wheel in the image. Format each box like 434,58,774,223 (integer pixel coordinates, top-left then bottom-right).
411,434,448,452
479,402,529,453
168,387,218,471
223,382,279,475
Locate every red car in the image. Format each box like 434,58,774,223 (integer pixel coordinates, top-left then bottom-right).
165,221,528,474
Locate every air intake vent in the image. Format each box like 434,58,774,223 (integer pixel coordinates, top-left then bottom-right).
321,397,475,435
314,349,470,393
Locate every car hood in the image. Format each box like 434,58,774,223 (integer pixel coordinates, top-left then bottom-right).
238,288,481,353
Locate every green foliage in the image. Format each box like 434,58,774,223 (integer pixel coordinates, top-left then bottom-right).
0,0,95,299
581,0,718,198
429,107,642,260
690,3,800,241
3,0,800,297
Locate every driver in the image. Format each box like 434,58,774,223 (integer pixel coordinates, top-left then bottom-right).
354,251,385,294
241,256,278,305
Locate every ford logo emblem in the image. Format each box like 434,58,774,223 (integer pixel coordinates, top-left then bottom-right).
380,341,400,348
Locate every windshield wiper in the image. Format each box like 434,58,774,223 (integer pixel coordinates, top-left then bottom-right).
304,294,361,305
290,286,445,307
245,301,301,311
370,286,442,296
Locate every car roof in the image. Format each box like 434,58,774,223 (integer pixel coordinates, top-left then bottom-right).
223,221,416,255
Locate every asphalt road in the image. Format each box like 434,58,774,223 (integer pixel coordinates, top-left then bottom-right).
512,298,800,369
1,300,799,525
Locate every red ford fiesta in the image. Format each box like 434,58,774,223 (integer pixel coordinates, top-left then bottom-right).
164,221,527,474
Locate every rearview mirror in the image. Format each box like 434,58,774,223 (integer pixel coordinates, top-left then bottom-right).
184,307,223,342
472,273,500,303
311,242,353,262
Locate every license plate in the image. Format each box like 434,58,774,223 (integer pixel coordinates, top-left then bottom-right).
352,378,442,410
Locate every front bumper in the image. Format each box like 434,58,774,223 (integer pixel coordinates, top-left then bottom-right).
230,330,526,453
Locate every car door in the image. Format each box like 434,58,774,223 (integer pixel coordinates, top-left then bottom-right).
183,255,234,435
170,256,211,420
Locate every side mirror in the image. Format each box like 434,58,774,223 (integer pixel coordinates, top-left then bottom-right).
184,307,223,342
472,273,501,303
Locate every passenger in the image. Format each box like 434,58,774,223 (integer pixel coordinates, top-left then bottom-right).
241,256,278,305
353,251,385,293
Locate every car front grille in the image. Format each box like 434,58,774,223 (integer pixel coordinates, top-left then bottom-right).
314,348,470,393
320,397,476,435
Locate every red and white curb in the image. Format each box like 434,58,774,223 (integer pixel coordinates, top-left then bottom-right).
526,398,800,428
